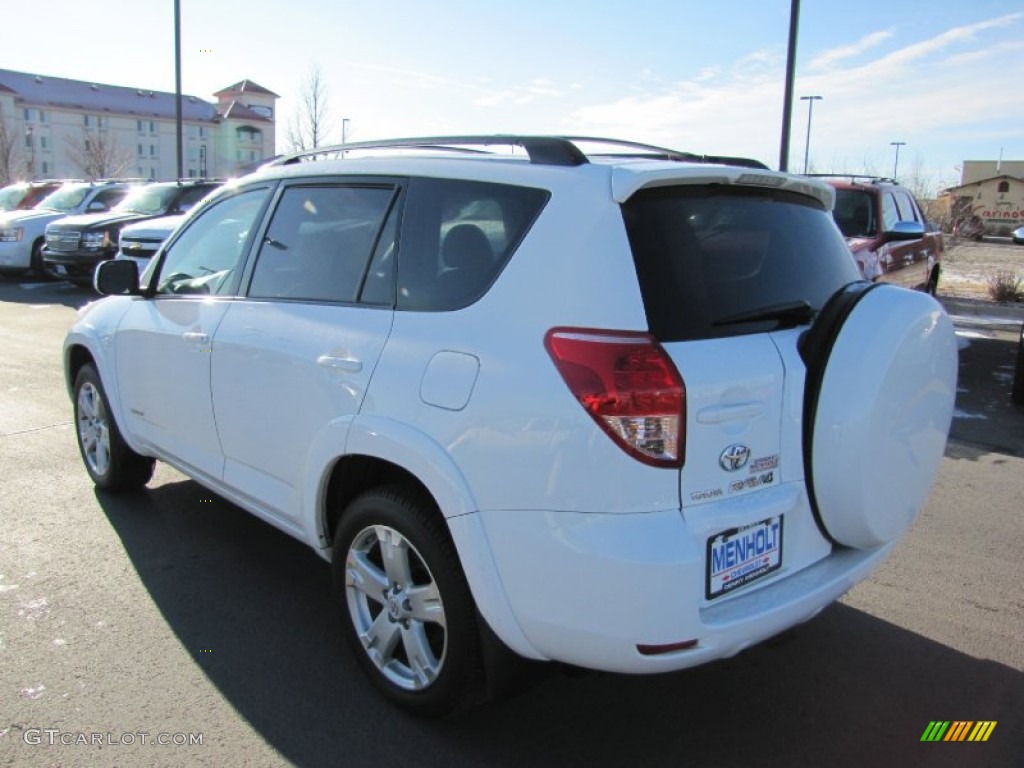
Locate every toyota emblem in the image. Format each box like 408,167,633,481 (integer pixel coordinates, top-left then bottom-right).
719,444,751,472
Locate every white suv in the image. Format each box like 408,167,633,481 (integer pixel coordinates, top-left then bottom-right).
63,136,957,716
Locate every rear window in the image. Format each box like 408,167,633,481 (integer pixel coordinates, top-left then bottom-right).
623,185,861,342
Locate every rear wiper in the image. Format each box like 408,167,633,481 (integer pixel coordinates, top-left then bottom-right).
714,300,816,327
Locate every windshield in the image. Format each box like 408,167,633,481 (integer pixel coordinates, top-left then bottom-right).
832,188,877,238
36,186,89,212
0,186,28,211
113,187,179,215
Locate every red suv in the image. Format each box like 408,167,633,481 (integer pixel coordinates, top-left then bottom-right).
818,176,943,295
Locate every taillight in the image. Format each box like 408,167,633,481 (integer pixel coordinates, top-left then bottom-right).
544,327,685,468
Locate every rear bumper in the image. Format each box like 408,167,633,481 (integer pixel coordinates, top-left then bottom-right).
473,492,895,673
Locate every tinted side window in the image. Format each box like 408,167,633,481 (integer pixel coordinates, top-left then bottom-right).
397,178,549,311
882,192,901,231
893,190,921,224
248,185,395,304
623,185,861,342
154,187,271,296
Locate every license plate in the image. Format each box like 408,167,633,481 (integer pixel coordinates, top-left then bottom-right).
706,516,783,600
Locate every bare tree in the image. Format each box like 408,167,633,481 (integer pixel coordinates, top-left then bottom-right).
0,114,23,185
64,127,131,180
286,64,333,152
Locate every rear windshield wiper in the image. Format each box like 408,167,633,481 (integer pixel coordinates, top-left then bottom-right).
714,300,816,328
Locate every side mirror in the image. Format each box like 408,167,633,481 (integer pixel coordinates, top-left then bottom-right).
94,259,140,296
87,201,107,212
885,221,925,241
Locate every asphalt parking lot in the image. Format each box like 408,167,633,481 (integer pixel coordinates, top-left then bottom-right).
1,276,1022,768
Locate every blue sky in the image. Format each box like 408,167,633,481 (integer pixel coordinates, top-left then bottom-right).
4,0,1022,192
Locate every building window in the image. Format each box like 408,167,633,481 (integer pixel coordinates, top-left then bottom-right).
41,161,49,174
149,121,157,134
150,144,157,157
998,181,1010,194
84,114,92,126
149,168,156,180
138,143,144,156
23,108,33,121
40,136,48,150
24,133,32,148
39,110,48,123
85,140,92,151
137,120,144,133
199,126,206,139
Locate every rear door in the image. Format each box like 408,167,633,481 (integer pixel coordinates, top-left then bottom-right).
210,180,401,526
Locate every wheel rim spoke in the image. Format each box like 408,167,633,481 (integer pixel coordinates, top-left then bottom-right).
400,622,441,687
362,609,401,661
377,526,413,588
406,582,446,629
346,549,389,603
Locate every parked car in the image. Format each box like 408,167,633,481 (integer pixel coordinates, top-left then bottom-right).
0,181,134,277
43,179,221,285
1012,225,1024,245
115,214,187,270
0,180,70,212
65,136,958,717
815,175,943,294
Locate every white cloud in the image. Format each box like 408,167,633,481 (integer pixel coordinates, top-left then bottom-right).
808,30,894,71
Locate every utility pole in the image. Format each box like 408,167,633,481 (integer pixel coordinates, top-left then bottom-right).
778,0,801,171
174,0,183,180
890,141,906,179
800,95,822,174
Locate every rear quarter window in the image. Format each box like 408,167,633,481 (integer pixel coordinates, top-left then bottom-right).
623,185,861,342
397,178,549,311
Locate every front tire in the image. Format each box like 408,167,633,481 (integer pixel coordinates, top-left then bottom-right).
332,486,481,717
30,239,51,280
73,364,154,491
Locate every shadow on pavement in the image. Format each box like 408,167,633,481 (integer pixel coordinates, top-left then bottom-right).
0,274,94,309
949,331,1024,460
96,480,1023,768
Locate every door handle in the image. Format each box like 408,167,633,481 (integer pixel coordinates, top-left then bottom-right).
317,354,363,373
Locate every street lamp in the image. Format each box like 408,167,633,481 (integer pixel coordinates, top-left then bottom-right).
800,95,822,174
890,141,906,179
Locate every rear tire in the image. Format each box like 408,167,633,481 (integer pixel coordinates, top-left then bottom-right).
332,486,481,717
73,364,154,491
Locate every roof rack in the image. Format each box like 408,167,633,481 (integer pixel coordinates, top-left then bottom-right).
272,135,769,170
805,173,898,185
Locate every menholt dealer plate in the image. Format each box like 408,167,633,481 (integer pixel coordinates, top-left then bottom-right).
706,516,783,600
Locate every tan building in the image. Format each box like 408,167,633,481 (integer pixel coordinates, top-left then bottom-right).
960,160,1024,185
946,172,1024,238
0,68,277,183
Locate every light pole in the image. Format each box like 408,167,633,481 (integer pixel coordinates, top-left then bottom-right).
800,95,822,174
890,141,906,179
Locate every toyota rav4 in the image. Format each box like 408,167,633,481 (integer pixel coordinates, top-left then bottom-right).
64,136,957,717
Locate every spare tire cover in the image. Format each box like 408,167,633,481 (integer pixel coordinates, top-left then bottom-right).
806,284,957,549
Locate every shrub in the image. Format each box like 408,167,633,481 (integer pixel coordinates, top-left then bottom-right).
986,270,1022,302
